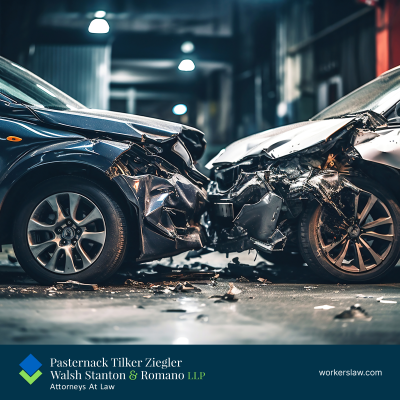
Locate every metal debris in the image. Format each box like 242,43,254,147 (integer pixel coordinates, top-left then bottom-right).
334,305,371,320
152,285,170,294
377,297,397,304
56,281,98,291
236,276,249,282
170,282,201,292
124,279,150,288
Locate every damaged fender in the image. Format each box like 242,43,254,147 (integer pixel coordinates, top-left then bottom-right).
113,173,207,261
355,128,400,169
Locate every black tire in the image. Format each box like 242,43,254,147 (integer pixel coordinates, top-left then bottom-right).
257,250,304,266
299,176,400,283
13,176,128,284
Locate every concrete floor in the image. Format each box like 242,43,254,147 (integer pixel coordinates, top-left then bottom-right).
0,246,399,344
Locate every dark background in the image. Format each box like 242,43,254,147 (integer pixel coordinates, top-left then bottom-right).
0,0,398,169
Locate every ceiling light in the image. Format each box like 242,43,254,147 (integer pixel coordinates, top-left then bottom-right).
178,59,195,72
94,10,106,18
172,104,188,115
88,19,109,34
181,41,195,54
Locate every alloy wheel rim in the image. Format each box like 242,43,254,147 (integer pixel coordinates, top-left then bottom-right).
317,189,394,273
27,192,106,274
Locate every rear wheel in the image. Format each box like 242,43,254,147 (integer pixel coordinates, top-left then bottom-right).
299,176,400,282
13,176,128,284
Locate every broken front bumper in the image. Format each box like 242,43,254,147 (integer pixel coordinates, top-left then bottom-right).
208,165,359,254
114,173,208,262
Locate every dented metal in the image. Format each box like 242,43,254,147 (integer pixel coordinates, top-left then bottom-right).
114,172,207,261
206,108,400,256
4,52,400,274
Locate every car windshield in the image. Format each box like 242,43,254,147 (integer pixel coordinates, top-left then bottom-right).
0,57,86,111
312,67,400,120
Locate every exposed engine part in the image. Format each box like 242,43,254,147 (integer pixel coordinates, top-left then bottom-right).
251,229,287,252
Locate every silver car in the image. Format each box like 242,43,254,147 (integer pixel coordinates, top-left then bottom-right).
206,66,400,283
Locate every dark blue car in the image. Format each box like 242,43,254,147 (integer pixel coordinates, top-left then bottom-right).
0,56,208,284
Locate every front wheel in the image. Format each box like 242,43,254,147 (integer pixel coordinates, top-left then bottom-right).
13,176,128,284
299,176,400,283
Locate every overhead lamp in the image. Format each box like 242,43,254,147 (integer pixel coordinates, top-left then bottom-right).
88,18,109,34
178,59,195,72
172,104,188,115
94,10,106,18
181,41,195,54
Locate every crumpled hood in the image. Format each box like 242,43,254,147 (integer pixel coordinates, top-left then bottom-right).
31,107,206,160
206,118,354,169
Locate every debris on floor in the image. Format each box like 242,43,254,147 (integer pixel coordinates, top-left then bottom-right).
124,279,151,288
314,305,335,310
209,282,241,302
227,282,242,295
196,314,209,322
377,297,397,304
209,274,219,287
152,285,169,294
356,294,374,298
304,286,318,290
170,281,201,292
56,280,98,291
334,305,372,321
236,276,249,282
257,277,272,285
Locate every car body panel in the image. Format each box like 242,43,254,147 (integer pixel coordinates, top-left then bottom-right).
0,108,207,263
114,173,208,261
355,127,400,169
206,118,355,168
0,116,131,206
32,107,206,160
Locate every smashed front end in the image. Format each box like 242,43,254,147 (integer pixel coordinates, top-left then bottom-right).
107,131,209,262
206,111,387,255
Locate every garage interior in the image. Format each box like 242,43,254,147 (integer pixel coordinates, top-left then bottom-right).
0,0,400,344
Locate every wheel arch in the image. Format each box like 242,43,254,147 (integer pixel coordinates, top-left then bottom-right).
354,159,400,205
0,162,139,249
